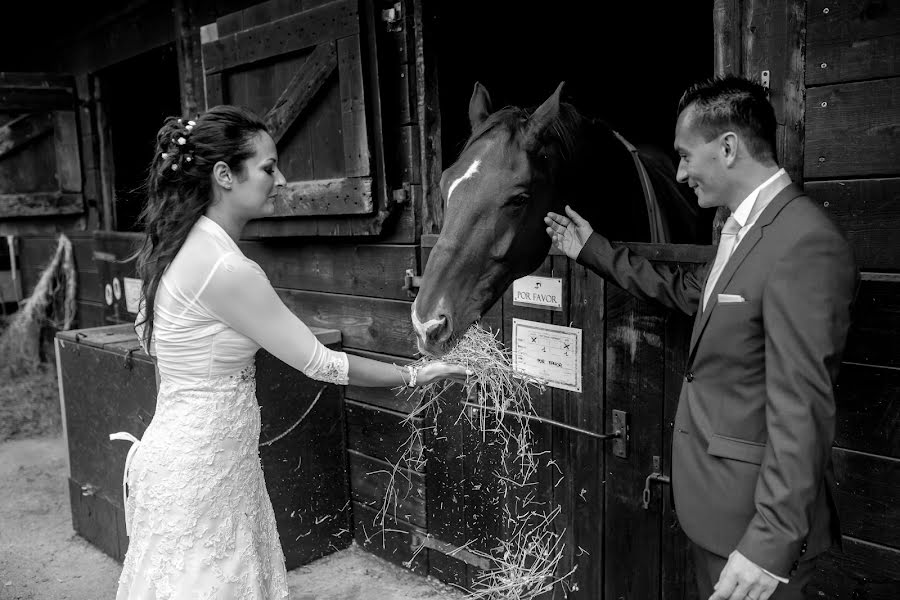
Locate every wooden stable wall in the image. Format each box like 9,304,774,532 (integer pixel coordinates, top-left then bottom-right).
801,1,900,596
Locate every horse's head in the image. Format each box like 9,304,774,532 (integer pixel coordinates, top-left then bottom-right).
413,82,579,356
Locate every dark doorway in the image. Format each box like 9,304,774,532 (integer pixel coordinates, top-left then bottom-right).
98,44,181,232
435,1,715,242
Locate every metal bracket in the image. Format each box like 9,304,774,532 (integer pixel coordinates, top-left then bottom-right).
410,532,493,570
381,1,403,32
761,70,770,90
403,268,422,297
611,409,630,458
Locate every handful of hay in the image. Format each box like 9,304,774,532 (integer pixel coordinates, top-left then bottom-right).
0,234,76,376
379,324,573,599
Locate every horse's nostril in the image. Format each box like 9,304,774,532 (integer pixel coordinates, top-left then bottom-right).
427,314,452,344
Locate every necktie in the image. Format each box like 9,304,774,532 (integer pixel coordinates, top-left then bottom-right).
703,215,741,310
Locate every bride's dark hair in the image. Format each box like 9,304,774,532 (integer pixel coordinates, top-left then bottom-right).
134,105,268,351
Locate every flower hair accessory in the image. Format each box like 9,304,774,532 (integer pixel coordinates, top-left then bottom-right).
161,117,197,171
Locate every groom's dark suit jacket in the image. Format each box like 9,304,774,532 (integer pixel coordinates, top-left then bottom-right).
577,183,858,578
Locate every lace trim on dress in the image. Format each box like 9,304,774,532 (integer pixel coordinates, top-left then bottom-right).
304,349,349,385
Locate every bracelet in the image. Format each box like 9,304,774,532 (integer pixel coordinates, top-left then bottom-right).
406,364,418,388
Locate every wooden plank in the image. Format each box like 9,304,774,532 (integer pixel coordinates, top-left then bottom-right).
204,73,225,108
309,65,344,181
805,79,900,178
174,0,206,117
832,448,900,549
348,449,426,528
239,241,416,300
19,234,94,271
0,192,83,217
0,73,76,90
844,279,900,368
75,74,100,230
344,399,422,469
834,364,900,458
397,125,421,185
414,0,443,234
338,34,370,177
67,477,125,562
604,284,667,599
807,537,900,599
741,0,806,182
0,113,53,160
713,0,742,77
255,349,351,568
425,385,469,586
807,178,900,271
76,300,106,328
264,41,337,143
93,77,116,230
807,0,900,86
53,111,82,193
202,0,359,74
0,89,74,112
353,501,427,575
267,176,373,216
276,288,416,356
661,308,699,600
0,215,87,237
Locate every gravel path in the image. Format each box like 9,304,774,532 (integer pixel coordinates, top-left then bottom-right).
0,435,463,600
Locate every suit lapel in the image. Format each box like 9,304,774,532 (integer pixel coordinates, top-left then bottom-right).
687,183,805,358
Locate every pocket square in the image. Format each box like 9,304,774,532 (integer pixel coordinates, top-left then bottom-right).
718,293,745,303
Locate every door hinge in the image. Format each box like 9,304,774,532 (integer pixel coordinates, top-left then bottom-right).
403,268,422,297
381,1,403,32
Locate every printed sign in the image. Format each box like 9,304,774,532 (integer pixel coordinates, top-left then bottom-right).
512,318,582,392
512,276,563,311
123,277,142,315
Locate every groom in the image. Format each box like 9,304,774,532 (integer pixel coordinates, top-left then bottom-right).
545,75,857,600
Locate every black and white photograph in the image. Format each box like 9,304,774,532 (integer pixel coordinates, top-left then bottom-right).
0,1,897,599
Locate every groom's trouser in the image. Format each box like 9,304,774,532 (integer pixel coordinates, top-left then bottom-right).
692,542,817,599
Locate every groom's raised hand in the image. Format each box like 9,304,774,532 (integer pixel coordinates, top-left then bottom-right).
544,205,593,260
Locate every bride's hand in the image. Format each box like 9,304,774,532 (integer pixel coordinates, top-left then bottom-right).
416,362,471,386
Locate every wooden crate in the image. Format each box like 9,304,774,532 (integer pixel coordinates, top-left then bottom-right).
56,323,351,568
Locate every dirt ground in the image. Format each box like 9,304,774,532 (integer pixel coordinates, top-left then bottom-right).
0,434,465,600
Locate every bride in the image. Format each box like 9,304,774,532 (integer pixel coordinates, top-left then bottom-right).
111,105,467,599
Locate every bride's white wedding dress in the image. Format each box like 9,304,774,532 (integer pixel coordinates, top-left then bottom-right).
113,215,349,599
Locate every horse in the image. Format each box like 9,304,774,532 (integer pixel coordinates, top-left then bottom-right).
412,82,705,357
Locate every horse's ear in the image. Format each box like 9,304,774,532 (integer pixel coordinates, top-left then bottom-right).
469,82,493,130
523,81,565,152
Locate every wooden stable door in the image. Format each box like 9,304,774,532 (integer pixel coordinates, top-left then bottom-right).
0,72,88,235
420,237,708,599
200,0,392,238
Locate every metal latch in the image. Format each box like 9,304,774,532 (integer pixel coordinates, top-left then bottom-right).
381,1,403,32
642,455,671,509
403,268,422,296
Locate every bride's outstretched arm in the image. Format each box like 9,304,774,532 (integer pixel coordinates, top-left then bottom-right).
200,253,466,388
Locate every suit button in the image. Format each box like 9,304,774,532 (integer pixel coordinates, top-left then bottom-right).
685,372,695,382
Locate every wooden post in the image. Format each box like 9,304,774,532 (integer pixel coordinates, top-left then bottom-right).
93,77,117,231
174,0,205,117
413,0,443,234
711,0,742,243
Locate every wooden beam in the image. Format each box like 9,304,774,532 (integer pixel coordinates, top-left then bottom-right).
263,41,337,143
338,34,370,177
0,72,75,90
53,111,82,193
0,192,83,217
201,0,358,75
0,113,53,160
414,0,443,234
0,89,74,112
711,0,742,241
268,176,373,217
173,0,205,117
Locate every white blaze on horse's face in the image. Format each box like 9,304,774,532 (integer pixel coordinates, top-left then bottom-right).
446,158,481,208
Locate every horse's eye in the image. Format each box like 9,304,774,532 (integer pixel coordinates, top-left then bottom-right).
507,193,530,207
